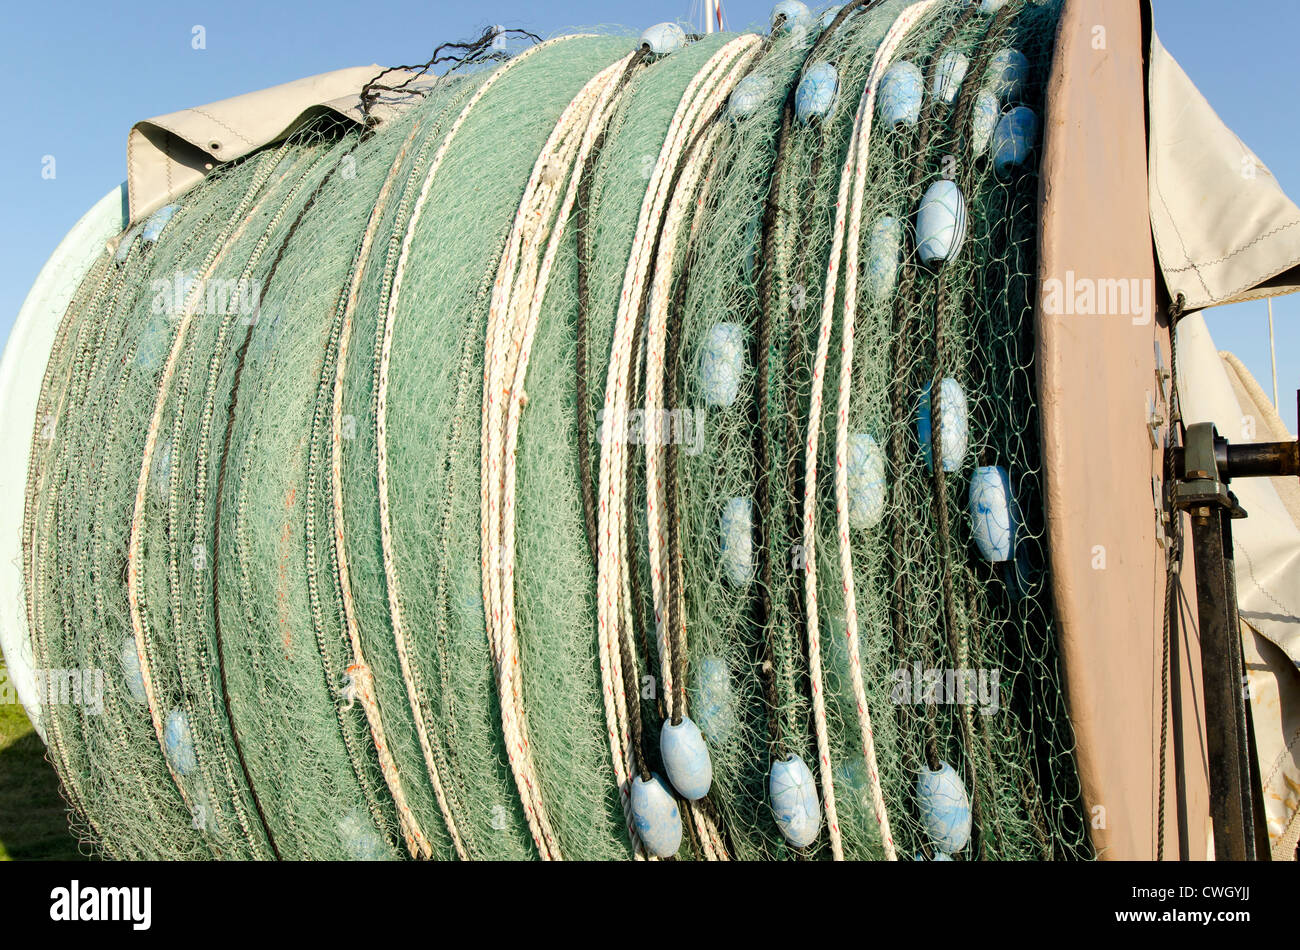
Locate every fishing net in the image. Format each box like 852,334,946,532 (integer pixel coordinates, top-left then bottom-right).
21,0,1091,860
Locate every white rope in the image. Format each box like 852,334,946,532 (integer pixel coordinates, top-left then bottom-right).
329,116,436,859
482,52,635,860
643,121,741,862
597,33,762,857
126,143,298,815
374,36,584,861
806,0,939,861
371,35,590,862
644,120,724,723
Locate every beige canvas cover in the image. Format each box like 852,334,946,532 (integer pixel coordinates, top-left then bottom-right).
1175,313,1300,858
1148,30,1300,311
1148,13,1299,859
126,65,428,225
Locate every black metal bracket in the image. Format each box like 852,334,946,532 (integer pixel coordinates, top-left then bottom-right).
1169,391,1299,861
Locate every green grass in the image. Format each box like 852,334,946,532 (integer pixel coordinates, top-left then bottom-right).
0,654,85,860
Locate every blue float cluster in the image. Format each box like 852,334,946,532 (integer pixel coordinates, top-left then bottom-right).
770,753,822,848
631,2,1041,861
142,204,178,243
118,637,148,705
630,773,682,857
796,62,839,124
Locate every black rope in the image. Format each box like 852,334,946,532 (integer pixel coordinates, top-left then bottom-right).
885,8,977,789
924,1,1012,859
359,27,544,125
622,259,655,783
1158,291,1186,859
755,0,882,763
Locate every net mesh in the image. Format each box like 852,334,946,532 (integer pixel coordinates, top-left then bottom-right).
21,0,1090,860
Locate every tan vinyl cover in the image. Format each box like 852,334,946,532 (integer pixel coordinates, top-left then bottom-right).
1038,0,1209,860
126,65,427,224
1148,31,1300,311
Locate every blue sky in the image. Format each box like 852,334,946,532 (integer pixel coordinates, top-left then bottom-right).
1,0,1294,430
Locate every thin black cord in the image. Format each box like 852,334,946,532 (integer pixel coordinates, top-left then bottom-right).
755,0,882,762
359,27,544,125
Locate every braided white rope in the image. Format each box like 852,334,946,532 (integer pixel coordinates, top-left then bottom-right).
374,36,584,861
482,52,635,860
649,125,741,862
805,0,939,861
175,151,338,858
639,120,738,861
597,34,762,858
481,75,592,862
599,38,761,857
641,51,755,724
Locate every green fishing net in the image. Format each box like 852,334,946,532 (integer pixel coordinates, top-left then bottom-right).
22,0,1090,860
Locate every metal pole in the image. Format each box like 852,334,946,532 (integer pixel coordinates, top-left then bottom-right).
1188,504,1253,861
1268,297,1279,412
706,0,716,33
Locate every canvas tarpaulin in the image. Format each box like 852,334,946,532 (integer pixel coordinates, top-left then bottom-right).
1148,28,1300,311
125,65,427,225
1150,18,1300,857
1176,312,1300,858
